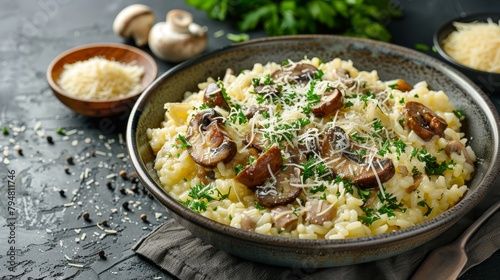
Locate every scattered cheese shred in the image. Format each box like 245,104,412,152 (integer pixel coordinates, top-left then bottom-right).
443,18,500,73
58,56,145,100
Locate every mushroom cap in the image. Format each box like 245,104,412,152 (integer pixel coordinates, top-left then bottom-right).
113,4,155,46
186,109,237,168
404,101,448,141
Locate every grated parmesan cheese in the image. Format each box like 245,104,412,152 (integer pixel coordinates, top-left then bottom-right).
58,56,145,100
443,18,500,73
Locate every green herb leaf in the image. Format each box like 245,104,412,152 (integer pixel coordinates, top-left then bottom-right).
56,128,66,135
174,134,191,149
226,33,250,42
453,109,465,120
415,43,430,52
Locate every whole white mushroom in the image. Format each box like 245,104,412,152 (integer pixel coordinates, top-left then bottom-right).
148,9,208,63
113,4,155,47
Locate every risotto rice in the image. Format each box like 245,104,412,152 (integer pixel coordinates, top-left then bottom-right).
147,57,476,239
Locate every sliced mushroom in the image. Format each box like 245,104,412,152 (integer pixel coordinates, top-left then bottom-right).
406,174,423,194
393,79,413,92
271,63,318,84
203,83,229,110
253,84,281,96
234,145,283,188
244,105,267,119
240,214,255,231
196,168,215,185
404,101,448,141
332,68,356,88
311,88,343,118
321,126,395,189
271,206,298,230
186,109,237,168
305,199,336,225
445,140,474,166
245,131,268,152
255,165,302,207
362,189,379,208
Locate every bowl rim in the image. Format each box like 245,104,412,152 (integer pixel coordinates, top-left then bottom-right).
46,42,158,103
433,12,500,76
127,34,500,249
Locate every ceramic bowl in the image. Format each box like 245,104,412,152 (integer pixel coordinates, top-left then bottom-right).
47,43,158,117
127,35,500,268
434,13,500,94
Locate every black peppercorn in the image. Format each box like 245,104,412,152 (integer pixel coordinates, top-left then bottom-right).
122,201,129,211
98,250,107,260
66,156,74,165
83,212,90,221
47,135,54,144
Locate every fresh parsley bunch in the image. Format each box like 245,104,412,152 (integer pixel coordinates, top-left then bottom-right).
186,0,402,41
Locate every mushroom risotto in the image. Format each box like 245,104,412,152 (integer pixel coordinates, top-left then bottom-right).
147,57,476,239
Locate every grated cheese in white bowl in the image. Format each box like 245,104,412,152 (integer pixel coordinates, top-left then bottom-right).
442,18,500,73
58,56,145,100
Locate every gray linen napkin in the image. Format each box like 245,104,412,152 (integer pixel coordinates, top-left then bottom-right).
133,182,500,280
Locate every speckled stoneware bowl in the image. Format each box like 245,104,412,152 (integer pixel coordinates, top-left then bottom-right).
127,35,500,268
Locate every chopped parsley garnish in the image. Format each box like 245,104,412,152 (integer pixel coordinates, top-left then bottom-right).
399,98,405,104
174,134,191,149
350,131,366,144
418,200,433,216
377,140,390,157
216,80,234,107
344,101,354,108
360,91,375,106
227,108,248,125
56,128,66,135
255,201,265,210
309,184,326,194
301,156,331,182
411,166,422,176
393,140,407,156
416,148,455,175
314,69,324,80
377,190,406,217
233,164,244,175
357,188,371,203
372,119,384,133
180,184,231,213
359,207,380,225
453,109,465,119
2,127,8,135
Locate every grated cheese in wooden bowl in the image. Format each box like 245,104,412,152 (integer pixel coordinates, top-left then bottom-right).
442,18,500,73
58,56,145,100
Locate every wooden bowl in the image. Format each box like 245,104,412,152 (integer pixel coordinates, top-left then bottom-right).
47,43,158,117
